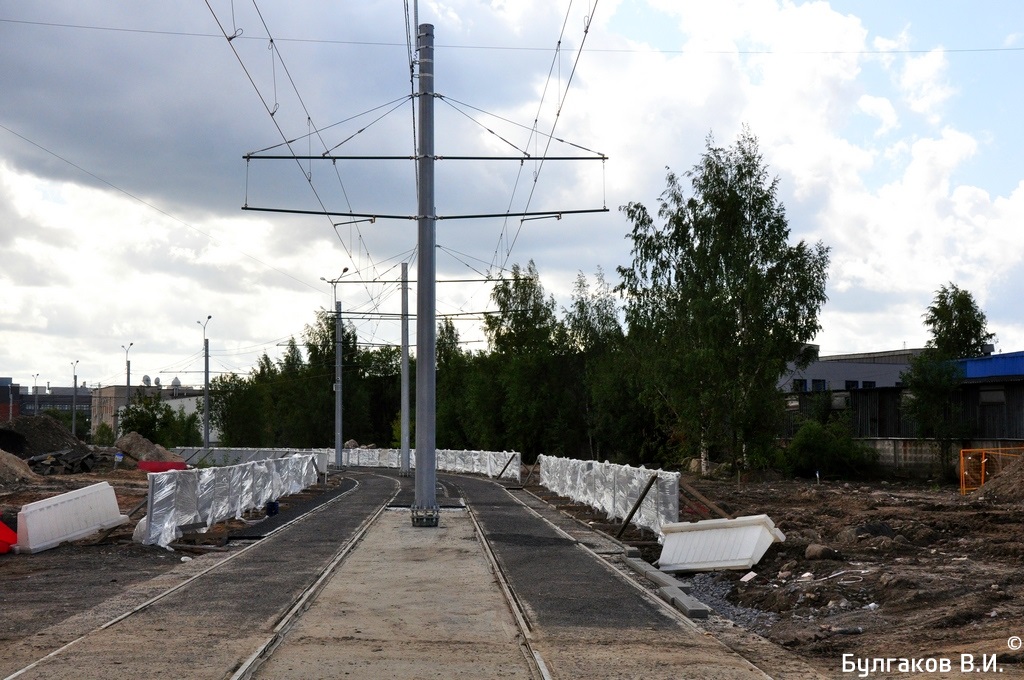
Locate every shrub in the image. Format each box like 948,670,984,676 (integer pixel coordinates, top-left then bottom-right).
782,415,878,479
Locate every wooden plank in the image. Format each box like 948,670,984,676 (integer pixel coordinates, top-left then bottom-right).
679,480,733,519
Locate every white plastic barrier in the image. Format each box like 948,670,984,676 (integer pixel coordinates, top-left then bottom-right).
538,455,679,539
658,515,786,572
340,448,521,482
16,482,128,554
136,454,318,547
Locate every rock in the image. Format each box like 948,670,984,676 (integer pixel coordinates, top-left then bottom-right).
114,432,184,463
855,522,895,539
344,439,359,449
835,527,859,544
866,535,893,550
805,543,841,560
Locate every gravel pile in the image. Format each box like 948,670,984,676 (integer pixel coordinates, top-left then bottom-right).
690,572,779,635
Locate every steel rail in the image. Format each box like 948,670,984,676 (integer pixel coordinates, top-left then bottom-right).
229,477,400,680
2,477,367,680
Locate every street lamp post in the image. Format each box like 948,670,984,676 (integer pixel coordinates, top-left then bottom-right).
70,360,79,437
122,342,133,413
197,316,212,449
321,269,349,468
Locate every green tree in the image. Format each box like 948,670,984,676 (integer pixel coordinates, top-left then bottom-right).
901,283,992,476
118,392,166,442
94,421,116,446
436,318,468,449
563,268,649,461
900,354,964,475
923,283,995,359
618,129,830,473
119,391,200,448
43,408,90,442
209,372,267,446
482,261,568,460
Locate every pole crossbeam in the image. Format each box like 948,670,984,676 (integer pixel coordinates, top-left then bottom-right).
244,154,605,161
241,206,608,220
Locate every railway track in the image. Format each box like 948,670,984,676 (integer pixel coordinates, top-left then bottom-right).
3,471,823,679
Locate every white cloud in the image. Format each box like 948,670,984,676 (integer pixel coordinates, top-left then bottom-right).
3,0,1024,381
858,94,899,136
899,48,955,124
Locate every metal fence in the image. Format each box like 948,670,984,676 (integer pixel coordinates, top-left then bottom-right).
959,447,1023,495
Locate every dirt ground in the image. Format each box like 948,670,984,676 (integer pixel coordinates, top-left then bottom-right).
527,469,1024,675
691,475,1024,670
3,449,1023,676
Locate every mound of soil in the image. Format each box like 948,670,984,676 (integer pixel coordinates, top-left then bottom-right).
976,454,1024,502
0,415,90,459
0,449,42,485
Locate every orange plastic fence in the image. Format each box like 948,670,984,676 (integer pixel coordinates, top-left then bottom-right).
959,447,1024,495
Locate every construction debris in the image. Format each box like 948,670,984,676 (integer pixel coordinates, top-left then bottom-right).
26,448,97,475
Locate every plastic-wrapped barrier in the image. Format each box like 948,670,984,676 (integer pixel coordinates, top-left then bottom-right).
173,447,519,482
537,455,679,539
174,447,330,472
135,454,318,547
339,448,520,482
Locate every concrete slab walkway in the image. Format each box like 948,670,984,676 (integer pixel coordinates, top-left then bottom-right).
254,509,536,679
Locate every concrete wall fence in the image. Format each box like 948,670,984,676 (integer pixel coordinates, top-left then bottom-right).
538,454,679,539
860,438,1024,476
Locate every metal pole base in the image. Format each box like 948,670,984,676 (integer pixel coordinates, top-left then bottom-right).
411,507,440,527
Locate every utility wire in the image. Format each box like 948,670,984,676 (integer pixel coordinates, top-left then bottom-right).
206,1,399,345
6,18,1023,55
497,1,601,273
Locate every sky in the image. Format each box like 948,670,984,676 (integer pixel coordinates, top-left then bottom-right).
2,0,1023,392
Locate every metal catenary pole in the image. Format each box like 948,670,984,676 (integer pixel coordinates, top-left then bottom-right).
412,23,439,527
71,362,78,436
335,298,343,467
401,262,411,476
203,336,210,448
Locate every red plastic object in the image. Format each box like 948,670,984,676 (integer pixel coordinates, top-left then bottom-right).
137,460,188,472
0,522,16,553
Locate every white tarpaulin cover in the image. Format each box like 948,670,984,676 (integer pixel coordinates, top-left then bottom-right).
172,447,519,482
136,454,318,547
538,455,679,539
340,448,521,482
174,447,330,472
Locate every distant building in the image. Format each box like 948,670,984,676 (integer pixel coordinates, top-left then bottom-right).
90,380,220,445
779,346,925,394
1,378,20,421
2,377,91,424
